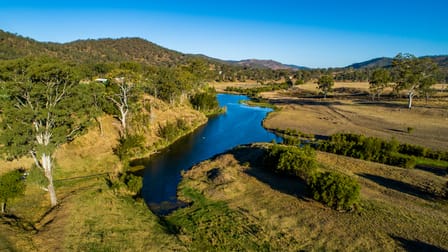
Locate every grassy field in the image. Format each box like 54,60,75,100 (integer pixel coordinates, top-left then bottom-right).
261,82,448,150
173,144,448,251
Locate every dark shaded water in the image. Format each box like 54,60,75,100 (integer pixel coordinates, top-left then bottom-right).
141,94,281,213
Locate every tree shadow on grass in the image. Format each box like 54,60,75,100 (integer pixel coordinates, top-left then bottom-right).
358,173,438,201
229,145,310,201
390,235,447,252
415,164,447,177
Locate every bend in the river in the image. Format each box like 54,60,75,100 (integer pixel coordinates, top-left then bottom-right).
141,94,281,214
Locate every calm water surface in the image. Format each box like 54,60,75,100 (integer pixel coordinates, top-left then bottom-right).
141,94,281,213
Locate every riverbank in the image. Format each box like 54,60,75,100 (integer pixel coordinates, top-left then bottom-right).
140,93,280,209
169,143,448,250
0,96,207,251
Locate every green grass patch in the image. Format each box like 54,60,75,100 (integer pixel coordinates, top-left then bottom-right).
165,187,271,251
241,99,278,110
415,157,448,170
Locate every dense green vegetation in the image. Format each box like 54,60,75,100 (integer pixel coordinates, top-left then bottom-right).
304,133,448,169
317,134,413,168
309,171,360,211
276,129,448,168
265,144,361,210
189,88,221,115
317,74,334,98
265,144,317,181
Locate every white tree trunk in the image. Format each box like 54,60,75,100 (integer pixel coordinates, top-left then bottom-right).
408,91,414,109
42,153,57,207
1,202,5,213
119,107,128,135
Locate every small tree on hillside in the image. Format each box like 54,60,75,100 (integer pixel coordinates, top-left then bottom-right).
369,68,391,101
317,75,334,99
0,169,26,214
106,70,140,137
393,53,439,109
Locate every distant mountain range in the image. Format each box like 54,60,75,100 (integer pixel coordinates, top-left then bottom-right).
347,56,448,69
227,59,308,70
1,29,447,71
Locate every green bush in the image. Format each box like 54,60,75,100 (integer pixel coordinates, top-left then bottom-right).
398,143,427,157
106,172,143,196
114,134,145,160
190,90,219,112
309,171,360,211
386,154,416,169
122,173,143,195
266,144,317,181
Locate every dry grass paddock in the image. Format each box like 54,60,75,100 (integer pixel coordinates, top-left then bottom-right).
179,144,448,251
262,82,448,150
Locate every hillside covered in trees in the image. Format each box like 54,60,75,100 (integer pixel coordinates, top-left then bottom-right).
2,29,447,84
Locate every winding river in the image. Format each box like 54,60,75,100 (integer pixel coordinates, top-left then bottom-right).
141,94,281,214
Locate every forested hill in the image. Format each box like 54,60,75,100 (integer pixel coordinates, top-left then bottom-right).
228,59,307,70
0,30,307,70
347,56,448,69
0,29,200,66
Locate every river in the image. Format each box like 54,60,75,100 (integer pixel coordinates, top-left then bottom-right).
141,94,281,214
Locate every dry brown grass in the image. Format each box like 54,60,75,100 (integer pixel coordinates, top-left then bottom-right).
180,144,448,251
262,82,448,150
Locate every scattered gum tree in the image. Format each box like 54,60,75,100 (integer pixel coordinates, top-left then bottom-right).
317,74,334,99
106,69,140,137
0,58,87,207
393,53,439,109
369,68,391,101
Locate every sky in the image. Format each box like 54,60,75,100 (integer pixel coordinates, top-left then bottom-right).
1,0,447,68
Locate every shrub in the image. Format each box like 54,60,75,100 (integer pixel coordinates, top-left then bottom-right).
398,143,427,157
266,144,317,181
122,173,143,195
106,172,143,196
114,134,145,160
386,154,416,169
309,171,360,211
190,90,219,112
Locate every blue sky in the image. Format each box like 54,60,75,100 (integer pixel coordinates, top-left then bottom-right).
1,0,447,68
